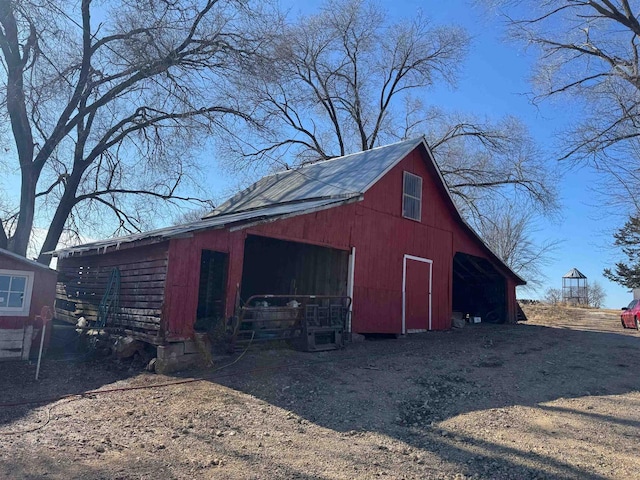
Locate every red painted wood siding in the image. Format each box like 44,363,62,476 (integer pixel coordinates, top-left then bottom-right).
162,145,522,338
164,229,246,339
0,253,57,349
349,148,456,332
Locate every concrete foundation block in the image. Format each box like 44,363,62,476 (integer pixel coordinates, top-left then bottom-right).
155,352,202,374
155,335,213,374
156,342,185,360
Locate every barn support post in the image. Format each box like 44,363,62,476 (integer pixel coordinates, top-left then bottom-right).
346,246,356,333
35,321,46,380
225,231,247,320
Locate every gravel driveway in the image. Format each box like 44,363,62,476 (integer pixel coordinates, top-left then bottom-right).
1,304,639,479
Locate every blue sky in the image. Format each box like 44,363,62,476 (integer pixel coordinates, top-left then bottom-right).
3,0,632,309
427,2,630,308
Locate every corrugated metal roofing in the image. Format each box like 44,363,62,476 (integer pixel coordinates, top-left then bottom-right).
208,138,423,216
563,268,587,279
52,196,358,257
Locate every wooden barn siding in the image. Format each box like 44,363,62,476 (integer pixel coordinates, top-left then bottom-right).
369,148,521,324
163,146,521,338
0,253,57,350
245,150,459,333
163,229,246,339
55,242,169,342
351,210,454,332
247,206,356,250
349,149,456,332
163,207,360,340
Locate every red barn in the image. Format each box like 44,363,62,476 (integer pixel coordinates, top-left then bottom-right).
53,138,524,362
0,247,57,360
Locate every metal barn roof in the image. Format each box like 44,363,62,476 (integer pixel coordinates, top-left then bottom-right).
208,138,423,216
53,138,422,257
52,196,358,257
50,137,525,284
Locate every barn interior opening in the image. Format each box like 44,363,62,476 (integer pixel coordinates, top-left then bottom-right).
195,250,228,332
452,252,506,323
240,235,349,304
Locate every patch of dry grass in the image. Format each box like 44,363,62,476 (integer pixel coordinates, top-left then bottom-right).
521,303,576,324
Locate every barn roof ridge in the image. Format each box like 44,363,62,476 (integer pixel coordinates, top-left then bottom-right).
300,137,425,166
257,137,425,177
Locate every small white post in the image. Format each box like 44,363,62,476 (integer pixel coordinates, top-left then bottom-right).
347,247,356,333
35,321,47,381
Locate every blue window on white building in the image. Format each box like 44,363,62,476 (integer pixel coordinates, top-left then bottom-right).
0,270,34,316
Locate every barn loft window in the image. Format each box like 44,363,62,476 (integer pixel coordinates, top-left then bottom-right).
402,172,422,221
0,269,34,316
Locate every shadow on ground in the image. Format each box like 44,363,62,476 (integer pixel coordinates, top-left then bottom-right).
208,320,640,479
0,325,140,428
2,310,639,479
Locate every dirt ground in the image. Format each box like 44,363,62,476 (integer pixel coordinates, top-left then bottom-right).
2,305,640,480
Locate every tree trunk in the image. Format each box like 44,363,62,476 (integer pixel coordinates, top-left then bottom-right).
9,165,37,257
37,170,84,265
1,0,36,257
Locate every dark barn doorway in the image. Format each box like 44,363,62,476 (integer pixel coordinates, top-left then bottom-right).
195,250,228,332
452,252,506,323
240,235,349,302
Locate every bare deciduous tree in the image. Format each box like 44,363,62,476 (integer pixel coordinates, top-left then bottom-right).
544,287,562,305
487,0,640,210
225,0,468,163
0,0,273,261
475,201,559,289
172,206,214,225
223,0,557,212
587,280,607,308
421,110,558,220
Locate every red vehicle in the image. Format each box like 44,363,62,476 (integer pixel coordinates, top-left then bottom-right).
621,300,640,329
